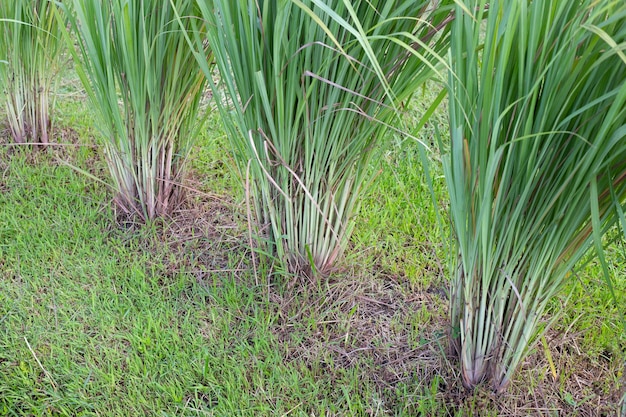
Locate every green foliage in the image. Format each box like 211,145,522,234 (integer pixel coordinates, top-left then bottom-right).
0,1,624,414
190,0,453,276
62,0,209,220
446,0,626,392
0,0,64,144
0,47,624,416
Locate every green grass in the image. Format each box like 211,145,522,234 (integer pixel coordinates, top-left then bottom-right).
352,84,451,293
0,64,624,416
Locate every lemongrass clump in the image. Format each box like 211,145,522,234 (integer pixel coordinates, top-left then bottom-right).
0,0,64,145
192,0,453,276
446,0,626,392
63,0,208,220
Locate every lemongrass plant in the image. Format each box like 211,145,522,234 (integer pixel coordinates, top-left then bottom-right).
0,0,64,145
62,0,208,220
189,0,453,276
446,0,626,392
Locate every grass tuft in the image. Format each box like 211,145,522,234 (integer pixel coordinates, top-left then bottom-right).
446,0,626,392
62,0,209,220
191,0,453,277
0,0,65,145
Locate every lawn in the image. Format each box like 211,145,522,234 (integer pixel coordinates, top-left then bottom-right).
0,65,624,416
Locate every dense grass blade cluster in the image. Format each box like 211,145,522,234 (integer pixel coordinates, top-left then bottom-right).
63,0,208,220
446,0,626,392
192,0,453,276
0,0,64,145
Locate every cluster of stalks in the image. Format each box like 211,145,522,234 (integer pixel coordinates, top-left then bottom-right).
63,0,209,220
0,0,64,145
445,0,626,391
191,0,453,276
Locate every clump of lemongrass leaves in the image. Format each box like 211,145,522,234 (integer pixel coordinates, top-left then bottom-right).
185,0,454,277
0,0,64,145
61,0,208,220
446,0,626,392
